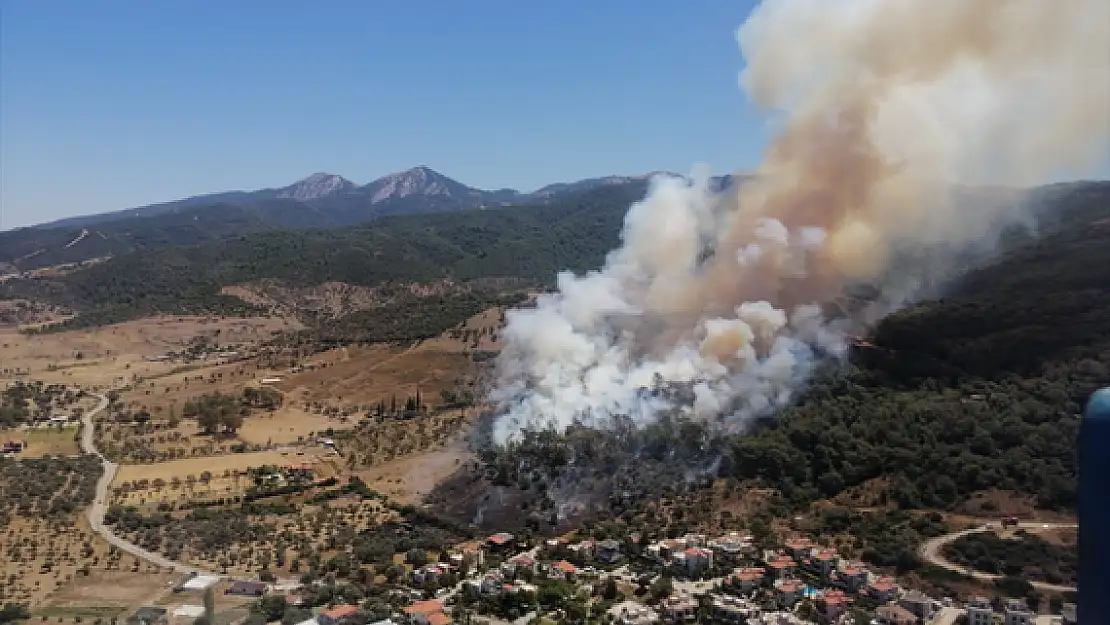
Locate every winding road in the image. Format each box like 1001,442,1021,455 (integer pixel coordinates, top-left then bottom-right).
918,520,1078,593
81,392,223,577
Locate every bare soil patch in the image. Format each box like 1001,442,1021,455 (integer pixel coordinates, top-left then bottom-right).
353,442,472,505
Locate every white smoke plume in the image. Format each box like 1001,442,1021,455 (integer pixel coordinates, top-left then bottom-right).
490,0,1110,444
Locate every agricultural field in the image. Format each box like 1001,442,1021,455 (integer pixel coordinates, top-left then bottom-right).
109,449,339,511
104,476,401,578
1,303,509,599
0,455,175,610
0,315,299,387
13,426,82,458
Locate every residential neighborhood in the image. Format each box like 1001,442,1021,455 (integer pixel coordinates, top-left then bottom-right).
126,530,1076,625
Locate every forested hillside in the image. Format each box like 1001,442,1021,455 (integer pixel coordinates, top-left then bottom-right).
729,181,1110,511
3,183,646,331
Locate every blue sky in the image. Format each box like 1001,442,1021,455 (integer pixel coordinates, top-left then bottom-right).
0,0,768,229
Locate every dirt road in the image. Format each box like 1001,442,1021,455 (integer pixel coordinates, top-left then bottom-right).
81,392,223,577
918,520,1078,593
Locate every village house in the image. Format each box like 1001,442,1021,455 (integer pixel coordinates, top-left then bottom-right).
485,532,514,553
402,600,448,625
764,555,796,580
317,604,359,625
127,607,168,625
597,539,622,563
283,463,315,480
1002,598,1034,625
225,580,268,597
614,602,660,625
752,612,806,625
832,564,869,592
819,589,851,622
709,533,754,564
544,537,570,556
1,440,25,454
710,594,760,623
448,546,484,569
966,597,994,625
660,593,698,622
774,579,802,607
898,590,936,621
567,539,596,560
803,549,839,581
411,562,453,586
1061,602,1077,625
673,547,713,577
503,552,537,575
506,581,537,595
783,539,814,561
465,571,505,596
875,604,916,625
549,560,578,581
727,567,767,594
866,576,899,603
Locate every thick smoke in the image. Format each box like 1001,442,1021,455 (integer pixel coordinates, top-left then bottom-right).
490,0,1110,443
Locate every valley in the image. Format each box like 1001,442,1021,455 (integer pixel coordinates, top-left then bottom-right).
0,179,1102,625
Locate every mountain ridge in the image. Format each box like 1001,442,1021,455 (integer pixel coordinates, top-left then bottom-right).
30,166,706,231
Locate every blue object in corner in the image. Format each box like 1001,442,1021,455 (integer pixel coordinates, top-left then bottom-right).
1080,387,1110,623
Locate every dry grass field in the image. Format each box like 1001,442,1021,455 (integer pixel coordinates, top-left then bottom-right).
0,315,299,386
276,306,505,411
36,569,181,622
109,450,340,510
353,443,471,505
13,426,82,458
95,406,352,463
113,449,320,484
0,507,173,610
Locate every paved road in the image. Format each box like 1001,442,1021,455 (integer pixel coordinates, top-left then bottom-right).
918,520,1078,593
81,392,223,577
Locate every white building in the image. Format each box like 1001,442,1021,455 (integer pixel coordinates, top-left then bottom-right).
1003,599,1034,625
967,596,994,625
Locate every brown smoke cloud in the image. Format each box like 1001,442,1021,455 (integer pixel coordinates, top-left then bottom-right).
489,0,1110,442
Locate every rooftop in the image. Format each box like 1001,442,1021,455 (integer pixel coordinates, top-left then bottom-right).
320,605,359,620
553,560,578,574
403,600,444,615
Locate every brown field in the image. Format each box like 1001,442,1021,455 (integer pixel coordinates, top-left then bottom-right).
95,406,354,464
353,443,472,505
276,306,505,410
1,515,172,610
113,449,322,484
110,451,341,510
0,315,299,386
11,426,82,458
40,570,181,619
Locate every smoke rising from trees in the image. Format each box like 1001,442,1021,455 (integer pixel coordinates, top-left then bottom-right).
489,0,1110,443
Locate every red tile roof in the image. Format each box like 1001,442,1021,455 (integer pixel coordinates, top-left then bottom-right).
778,580,802,592
403,600,444,615
553,560,578,574
321,604,358,620
427,612,454,625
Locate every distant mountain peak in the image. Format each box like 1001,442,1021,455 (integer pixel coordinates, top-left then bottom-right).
277,173,355,201
366,166,477,204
